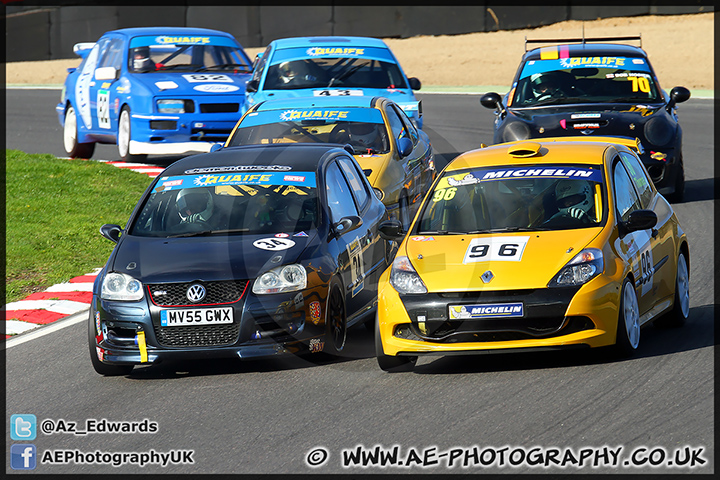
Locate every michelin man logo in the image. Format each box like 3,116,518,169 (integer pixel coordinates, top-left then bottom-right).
447,173,479,187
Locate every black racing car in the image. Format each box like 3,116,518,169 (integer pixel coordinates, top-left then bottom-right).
480,36,690,202
89,143,391,375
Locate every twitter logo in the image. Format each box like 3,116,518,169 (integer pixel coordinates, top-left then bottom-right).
11,414,36,440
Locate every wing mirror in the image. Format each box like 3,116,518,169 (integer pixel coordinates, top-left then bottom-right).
408,77,421,90
667,86,691,111
332,215,363,237
210,143,223,153
397,137,413,158
100,224,123,243
480,92,505,111
378,219,404,241
246,79,259,93
95,67,118,81
621,209,657,235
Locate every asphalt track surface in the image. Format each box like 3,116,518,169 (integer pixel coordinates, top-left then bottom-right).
5,89,715,474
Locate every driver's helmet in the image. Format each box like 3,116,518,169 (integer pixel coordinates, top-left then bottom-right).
532,72,562,98
347,122,378,149
279,61,297,84
555,180,593,216
132,46,154,72
177,188,214,223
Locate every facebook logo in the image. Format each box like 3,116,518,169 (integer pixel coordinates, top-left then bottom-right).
11,444,36,470
11,414,36,440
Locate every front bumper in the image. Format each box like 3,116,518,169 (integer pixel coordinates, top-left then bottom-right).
639,150,682,195
376,270,622,356
91,285,329,366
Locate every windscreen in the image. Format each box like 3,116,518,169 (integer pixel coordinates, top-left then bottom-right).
130,170,318,237
227,108,390,155
128,35,251,73
511,55,661,107
417,165,605,233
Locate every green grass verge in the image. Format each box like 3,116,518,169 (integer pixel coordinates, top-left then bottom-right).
5,150,153,303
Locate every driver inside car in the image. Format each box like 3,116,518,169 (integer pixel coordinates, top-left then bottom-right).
176,188,214,224
548,179,594,222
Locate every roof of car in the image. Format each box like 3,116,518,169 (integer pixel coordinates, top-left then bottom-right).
524,42,648,61
271,36,389,50
108,27,236,39
446,137,636,172
254,96,380,112
161,144,350,177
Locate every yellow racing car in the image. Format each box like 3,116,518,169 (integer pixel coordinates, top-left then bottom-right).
376,137,690,371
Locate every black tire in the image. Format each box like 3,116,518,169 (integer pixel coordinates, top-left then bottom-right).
375,315,416,372
655,251,690,328
324,281,347,355
63,105,95,159
666,163,685,203
118,107,148,163
88,309,134,376
614,278,641,357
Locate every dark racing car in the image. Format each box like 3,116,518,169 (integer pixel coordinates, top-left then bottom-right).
89,143,390,375
480,36,690,202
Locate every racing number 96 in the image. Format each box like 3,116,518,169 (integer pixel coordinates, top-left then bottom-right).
469,243,518,258
433,187,457,202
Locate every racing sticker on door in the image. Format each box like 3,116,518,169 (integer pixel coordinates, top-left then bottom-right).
347,236,365,297
75,45,100,129
627,232,654,297
463,236,530,263
97,90,110,129
182,74,233,83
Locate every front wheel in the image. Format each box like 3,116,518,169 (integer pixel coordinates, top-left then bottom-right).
87,310,134,376
63,105,95,158
614,278,640,357
118,107,148,163
375,315,416,372
667,164,685,203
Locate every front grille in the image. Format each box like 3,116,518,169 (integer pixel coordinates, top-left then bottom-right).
190,127,233,142
150,120,177,130
147,281,248,307
200,103,239,113
155,323,240,347
646,164,665,182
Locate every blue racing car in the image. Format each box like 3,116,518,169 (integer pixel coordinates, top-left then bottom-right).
243,36,423,128
56,27,253,161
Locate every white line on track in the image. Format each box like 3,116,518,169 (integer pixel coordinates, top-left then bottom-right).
4,310,89,349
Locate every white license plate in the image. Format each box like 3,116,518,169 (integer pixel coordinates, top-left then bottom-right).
160,307,233,327
313,89,364,96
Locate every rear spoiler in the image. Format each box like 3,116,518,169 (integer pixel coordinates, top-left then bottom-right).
525,33,642,51
539,136,645,154
73,42,96,59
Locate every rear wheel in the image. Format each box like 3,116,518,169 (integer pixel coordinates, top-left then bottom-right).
614,278,640,357
63,105,95,158
87,310,134,376
375,315,416,372
324,283,347,354
655,251,690,327
118,107,148,163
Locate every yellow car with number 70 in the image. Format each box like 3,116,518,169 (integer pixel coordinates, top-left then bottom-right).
375,137,690,372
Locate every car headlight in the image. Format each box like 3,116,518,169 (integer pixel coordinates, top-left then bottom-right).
501,121,531,142
644,117,674,147
548,248,604,288
101,272,144,301
373,188,384,201
157,99,192,114
252,264,307,294
390,256,427,294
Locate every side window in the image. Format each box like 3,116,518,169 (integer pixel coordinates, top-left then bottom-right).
337,155,370,211
385,105,407,141
613,160,642,223
252,46,271,82
620,151,654,208
98,38,123,70
325,162,359,223
92,38,112,70
391,104,418,143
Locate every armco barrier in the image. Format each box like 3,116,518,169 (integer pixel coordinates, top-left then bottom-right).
4,4,712,62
